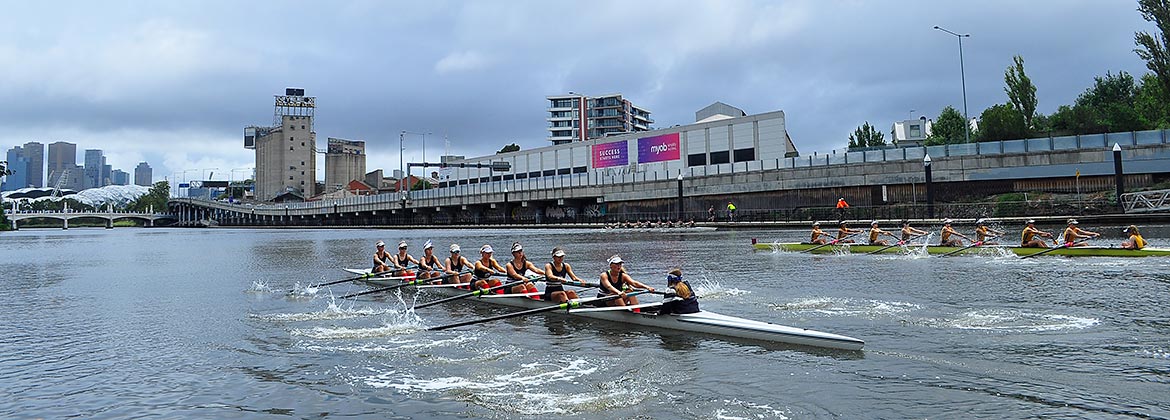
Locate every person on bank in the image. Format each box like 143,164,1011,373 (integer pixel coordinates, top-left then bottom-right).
443,244,473,285
1121,225,1146,250
727,201,737,221
505,242,544,295
542,247,583,303
416,240,443,281
900,220,929,243
391,240,419,279
598,255,654,307
473,244,507,291
1061,219,1100,247
974,219,1004,245
1020,219,1054,248
372,240,393,274
658,268,699,315
939,219,971,247
837,221,861,243
868,221,897,246
809,221,830,244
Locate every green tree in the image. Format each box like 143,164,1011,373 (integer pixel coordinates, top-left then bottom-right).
127,181,170,213
1137,70,1170,128
847,121,885,148
1004,55,1038,129
926,106,966,145
1048,72,1147,134
977,104,1028,142
497,143,521,154
1135,0,1170,99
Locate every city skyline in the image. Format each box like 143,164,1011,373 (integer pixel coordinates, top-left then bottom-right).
0,1,1157,184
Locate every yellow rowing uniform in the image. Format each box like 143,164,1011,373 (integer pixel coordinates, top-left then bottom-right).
1131,234,1146,249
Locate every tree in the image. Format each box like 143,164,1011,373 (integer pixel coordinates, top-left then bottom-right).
497,143,521,154
1136,72,1170,128
926,106,966,145
1004,55,1038,129
977,104,1028,142
1047,72,1146,134
127,181,170,213
847,121,885,149
1135,0,1170,100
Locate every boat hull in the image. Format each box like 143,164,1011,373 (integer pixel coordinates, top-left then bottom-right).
752,242,1170,257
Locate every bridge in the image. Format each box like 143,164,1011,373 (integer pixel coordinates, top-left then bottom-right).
1121,189,1170,213
6,210,176,230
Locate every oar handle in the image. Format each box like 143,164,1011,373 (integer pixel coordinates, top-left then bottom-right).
413,279,528,310
426,290,649,331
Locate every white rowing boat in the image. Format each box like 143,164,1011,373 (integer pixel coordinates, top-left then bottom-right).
342,268,865,351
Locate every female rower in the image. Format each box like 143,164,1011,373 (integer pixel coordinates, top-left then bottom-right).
505,242,543,295
939,219,970,247
901,221,928,243
598,255,654,307
1121,225,1146,250
974,219,1004,245
392,240,419,279
868,221,897,246
1021,219,1054,248
1061,219,1099,247
542,247,583,303
372,240,393,274
444,244,473,285
658,268,699,315
837,221,861,243
809,221,829,245
472,244,507,291
416,240,443,282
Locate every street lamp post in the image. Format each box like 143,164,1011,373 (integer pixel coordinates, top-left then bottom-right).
676,173,684,221
1112,143,1125,211
934,26,971,144
924,154,934,219
503,187,509,224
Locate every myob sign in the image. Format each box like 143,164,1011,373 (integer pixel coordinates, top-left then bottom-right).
637,133,681,163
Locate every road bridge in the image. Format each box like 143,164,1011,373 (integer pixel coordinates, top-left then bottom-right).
7,210,176,229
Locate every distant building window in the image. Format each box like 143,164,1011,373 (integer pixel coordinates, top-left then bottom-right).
290,147,294,151
301,125,305,129
290,136,294,141
910,124,921,137
733,148,755,162
290,126,295,131
289,176,293,180
688,153,707,167
301,161,305,165
557,168,571,175
301,142,305,147
710,151,730,165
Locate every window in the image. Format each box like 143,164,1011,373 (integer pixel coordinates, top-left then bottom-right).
503,174,515,181
289,166,296,170
528,171,541,178
290,136,294,141
733,148,756,162
516,173,528,179
289,176,293,180
542,169,555,177
301,142,305,146
301,171,305,175
301,125,305,129
301,161,305,165
290,126,295,131
572,166,587,173
290,146,294,151
688,153,707,167
710,151,730,165
557,168,570,175
910,124,921,137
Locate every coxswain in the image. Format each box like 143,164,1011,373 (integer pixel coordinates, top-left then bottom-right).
1121,225,1146,250
372,240,392,274
443,244,473,285
598,255,653,307
837,221,861,243
658,268,699,315
868,221,897,246
1061,219,1099,247
901,220,929,243
542,247,583,303
809,221,829,245
472,244,506,291
974,219,1004,245
505,242,544,295
416,240,443,281
1020,219,1054,248
939,219,970,247
392,240,419,279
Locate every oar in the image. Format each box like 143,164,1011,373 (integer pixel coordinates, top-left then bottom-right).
803,232,862,253
291,268,409,293
939,241,984,257
339,269,469,299
427,290,649,331
1020,238,1092,259
412,277,538,310
866,233,928,255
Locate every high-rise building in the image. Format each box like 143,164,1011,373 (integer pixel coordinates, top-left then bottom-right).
134,162,152,186
21,142,44,187
3,146,29,191
47,141,77,187
546,93,653,145
245,88,317,201
111,169,130,186
102,164,112,187
325,138,366,192
84,149,104,189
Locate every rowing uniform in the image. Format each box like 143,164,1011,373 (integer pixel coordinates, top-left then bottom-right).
372,250,392,271
660,279,699,315
598,269,630,298
1128,234,1146,249
449,256,466,272
868,228,887,245
976,226,993,242
544,262,569,301
1021,228,1038,246
810,228,825,243
421,254,441,275
901,227,914,242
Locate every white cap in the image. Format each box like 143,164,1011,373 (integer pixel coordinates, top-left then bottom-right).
608,255,623,264
871,220,879,226
511,242,523,252
551,247,566,257
976,218,987,225
943,219,953,224
450,244,461,253
1067,219,1078,225
397,240,408,249
423,240,434,249
812,221,820,226
1026,219,1036,224
480,244,493,253
375,240,385,247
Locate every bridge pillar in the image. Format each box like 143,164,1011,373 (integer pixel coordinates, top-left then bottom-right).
106,218,113,229
63,218,68,230
10,218,17,230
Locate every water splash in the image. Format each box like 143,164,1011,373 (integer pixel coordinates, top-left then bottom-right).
246,280,274,293
712,398,791,419
934,309,1099,332
771,297,921,318
692,275,750,299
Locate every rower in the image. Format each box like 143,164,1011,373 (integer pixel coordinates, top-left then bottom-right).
939,219,970,247
416,240,442,282
542,247,583,303
837,221,861,243
598,255,654,307
975,219,1004,245
472,244,507,291
809,221,829,245
1021,219,1054,248
901,220,928,243
1061,219,1099,247
1121,225,1146,250
658,268,699,315
868,221,897,246
372,240,392,273
392,240,419,279
443,244,473,285
505,242,544,295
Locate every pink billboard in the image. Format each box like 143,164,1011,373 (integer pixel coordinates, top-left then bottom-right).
637,133,681,163
592,140,629,168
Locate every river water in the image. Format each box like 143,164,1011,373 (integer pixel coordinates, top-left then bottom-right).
1,225,1168,419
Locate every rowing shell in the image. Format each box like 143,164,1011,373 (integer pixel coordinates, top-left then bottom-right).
753,242,1170,257
342,268,865,351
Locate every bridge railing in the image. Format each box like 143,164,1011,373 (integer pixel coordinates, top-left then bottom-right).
1121,189,1170,213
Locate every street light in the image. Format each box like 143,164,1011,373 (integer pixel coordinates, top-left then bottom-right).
503,187,509,224
934,25,971,144
924,154,934,218
1112,143,1125,211
676,173,684,221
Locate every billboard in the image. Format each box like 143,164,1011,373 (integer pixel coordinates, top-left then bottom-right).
637,133,681,163
592,140,629,168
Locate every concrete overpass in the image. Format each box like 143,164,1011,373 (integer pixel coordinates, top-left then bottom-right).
7,210,176,229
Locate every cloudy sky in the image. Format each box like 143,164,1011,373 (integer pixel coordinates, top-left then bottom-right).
0,1,1156,184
